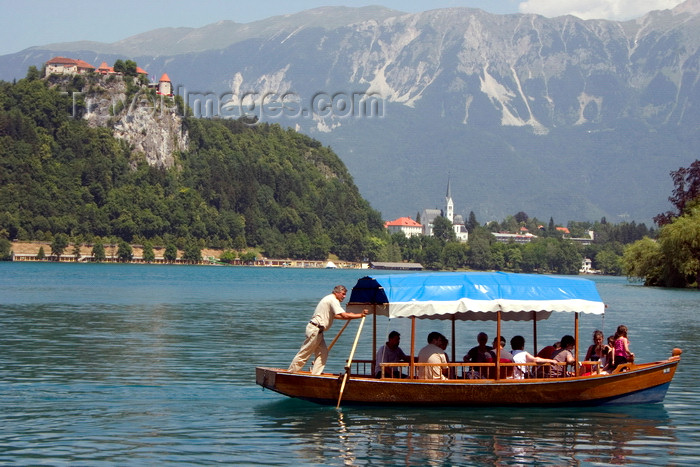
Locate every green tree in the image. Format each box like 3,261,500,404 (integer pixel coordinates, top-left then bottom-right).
622,237,663,286
442,242,467,270
432,216,456,242
467,227,493,270
183,240,202,263
25,66,41,81
240,251,257,264
421,240,443,270
550,239,582,274
113,60,126,74
378,241,403,262
71,242,81,261
658,204,700,287
595,249,622,275
219,249,237,263
51,233,69,260
164,243,178,262
504,244,523,272
655,160,700,225
466,211,478,233
92,241,106,262
117,240,133,262
142,241,155,262
0,237,11,260
123,60,138,77
37,246,45,260
514,211,529,224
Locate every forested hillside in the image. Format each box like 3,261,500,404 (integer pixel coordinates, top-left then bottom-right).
0,72,384,261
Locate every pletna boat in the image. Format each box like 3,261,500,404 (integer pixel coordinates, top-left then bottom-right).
256,272,681,407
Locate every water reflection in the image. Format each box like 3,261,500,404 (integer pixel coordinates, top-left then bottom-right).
254,401,674,465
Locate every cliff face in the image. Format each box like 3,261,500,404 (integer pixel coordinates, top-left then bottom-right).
61,75,188,168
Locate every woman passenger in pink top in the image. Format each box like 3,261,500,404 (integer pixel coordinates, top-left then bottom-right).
612,324,634,369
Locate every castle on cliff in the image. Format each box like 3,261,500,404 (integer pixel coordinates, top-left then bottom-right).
44,56,173,96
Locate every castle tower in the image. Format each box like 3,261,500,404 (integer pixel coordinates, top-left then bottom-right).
157,73,172,96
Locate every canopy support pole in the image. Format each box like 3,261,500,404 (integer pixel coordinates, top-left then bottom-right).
575,312,580,376
451,316,456,364
532,311,538,356
336,316,366,409
496,310,502,381
372,304,377,375
409,316,416,379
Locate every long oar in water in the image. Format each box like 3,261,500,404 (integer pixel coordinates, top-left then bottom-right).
327,320,351,352
336,316,366,409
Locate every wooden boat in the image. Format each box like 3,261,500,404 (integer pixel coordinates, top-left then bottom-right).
256,272,681,407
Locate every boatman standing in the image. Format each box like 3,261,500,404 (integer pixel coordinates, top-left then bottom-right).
288,285,368,375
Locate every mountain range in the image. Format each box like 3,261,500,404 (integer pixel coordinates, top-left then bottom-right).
1,2,699,225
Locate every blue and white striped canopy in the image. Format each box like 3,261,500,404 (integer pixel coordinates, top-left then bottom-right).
346,272,605,321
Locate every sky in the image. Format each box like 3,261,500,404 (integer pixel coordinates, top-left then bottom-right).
0,0,686,56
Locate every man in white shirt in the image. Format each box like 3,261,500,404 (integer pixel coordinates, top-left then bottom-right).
288,285,368,375
417,332,448,380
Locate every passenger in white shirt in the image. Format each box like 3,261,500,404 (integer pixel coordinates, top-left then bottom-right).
510,335,558,379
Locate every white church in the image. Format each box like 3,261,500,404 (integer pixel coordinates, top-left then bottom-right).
421,179,469,243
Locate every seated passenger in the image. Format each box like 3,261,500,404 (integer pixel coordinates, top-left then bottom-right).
462,332,493,378
583,329,605,373
374,330,409,378
489,336,514,379
537,341,561,359
417,331,448,380
509,335,558,379
550,335,576,377
600,335,615,372
437,334,454,378
489,336,514,362
534,341,561,377
612,324,634,370
584,330,605,362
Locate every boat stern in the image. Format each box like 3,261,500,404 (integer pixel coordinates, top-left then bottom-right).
256,367,278,390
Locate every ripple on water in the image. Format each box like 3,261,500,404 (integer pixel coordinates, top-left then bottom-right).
1,265,700,465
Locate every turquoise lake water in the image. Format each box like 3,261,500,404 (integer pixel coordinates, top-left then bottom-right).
1,262,699,465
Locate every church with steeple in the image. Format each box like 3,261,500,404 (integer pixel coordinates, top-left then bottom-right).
421,178,469,242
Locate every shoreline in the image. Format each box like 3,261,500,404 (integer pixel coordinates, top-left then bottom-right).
8,241,365,269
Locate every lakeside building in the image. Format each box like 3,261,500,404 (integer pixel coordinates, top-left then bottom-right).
369,261,423,270
492,232,538,244
569,230,595,246
384,216,423,237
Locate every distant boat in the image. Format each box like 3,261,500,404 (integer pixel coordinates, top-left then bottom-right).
325,261,337,269
256,272,681,407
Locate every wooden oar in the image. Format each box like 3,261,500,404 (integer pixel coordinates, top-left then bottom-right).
327,320,351,352
336,316,366,409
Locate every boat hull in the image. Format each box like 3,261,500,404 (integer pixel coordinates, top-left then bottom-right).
256,359,679,407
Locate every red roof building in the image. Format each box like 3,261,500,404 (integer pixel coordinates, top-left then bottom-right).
96,61,114,74
45,57,95,76
385,217,423,238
